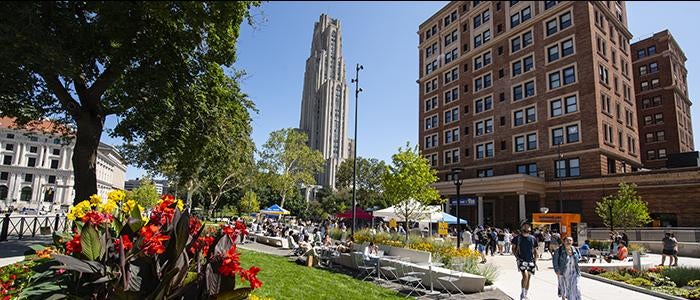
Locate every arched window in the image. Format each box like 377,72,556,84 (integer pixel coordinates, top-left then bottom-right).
0,185,7,200
20,187,32,202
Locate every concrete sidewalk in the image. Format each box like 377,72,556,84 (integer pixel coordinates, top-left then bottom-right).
489,250,683,300
0,236,53,267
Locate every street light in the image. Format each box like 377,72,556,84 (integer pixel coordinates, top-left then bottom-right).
451,167,464,249
350,63,363,237
556,141,564,213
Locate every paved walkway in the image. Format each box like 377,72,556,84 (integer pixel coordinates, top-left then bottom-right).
0,236,53,267
487,249,699,300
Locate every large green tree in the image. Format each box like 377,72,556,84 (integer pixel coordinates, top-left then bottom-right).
595,182,652,231
336,157,387,209
0,1,259,204
258,128,324,208
126,178,160,208
382,143,441,240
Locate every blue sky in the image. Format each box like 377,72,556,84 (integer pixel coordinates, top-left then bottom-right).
110,1,700,180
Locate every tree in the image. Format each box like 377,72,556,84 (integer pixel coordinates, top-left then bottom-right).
0,1,260,204
382,143,441,240
258,128,324,208
197,144,255,217
239,191,261,215
336,157,387,209
595,182,652,231
126,178,160,208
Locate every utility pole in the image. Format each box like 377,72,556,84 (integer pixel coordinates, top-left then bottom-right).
350,63,363,237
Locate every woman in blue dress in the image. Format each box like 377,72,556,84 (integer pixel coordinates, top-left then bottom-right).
552,236,582,300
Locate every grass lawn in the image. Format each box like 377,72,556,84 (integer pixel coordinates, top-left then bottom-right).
238,249,406,300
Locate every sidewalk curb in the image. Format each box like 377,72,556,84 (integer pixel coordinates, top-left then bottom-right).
581,272,686,300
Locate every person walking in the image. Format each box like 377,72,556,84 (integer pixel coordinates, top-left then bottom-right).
513,220,539,300
489,228,498,256
462,226,473,249
504,229,512,255
553,236,582,300
475,226,488,263
497,229,506,255
660,232,677,266
671,233,679,266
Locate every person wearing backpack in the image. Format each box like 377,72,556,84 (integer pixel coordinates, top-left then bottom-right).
475,226,488,263
512,220,539,300
553,236,582,300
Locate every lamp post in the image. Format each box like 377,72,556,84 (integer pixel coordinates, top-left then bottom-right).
556,141,564,213
451,167,464,248
350,63,363,237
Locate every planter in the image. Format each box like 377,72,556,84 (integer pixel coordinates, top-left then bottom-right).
582,272,687,300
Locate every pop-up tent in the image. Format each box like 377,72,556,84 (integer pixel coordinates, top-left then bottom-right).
434,212,468,225
260,204,290,216
373,199,441,222
336,207,373,220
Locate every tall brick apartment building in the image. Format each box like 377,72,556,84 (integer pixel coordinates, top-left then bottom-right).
418,1,699,229
631,30,694,169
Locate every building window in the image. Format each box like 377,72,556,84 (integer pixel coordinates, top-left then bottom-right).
425,115,439,130
444,67,459,84
477,168,494,177
52,148,60,156
475,96,493,113
444,128,460,144
474,73,492,92
20,187,32,202
513,105,536,126
649,62,658,73
658,148,667,158
648,45,656,55
475,118,494,136
473,9,490,29
444,48,459,64
512,55,534,77
651,78,660,89
514,133,537,152
657,131,665,141
474,29,491,48
555,158,580,178
24,173,33,182
476,142,494,159
548,65,576,90
444,108,460,124
445,29,459,47
444,87,459,104
2,155,11,165
27,157,36,167
510,5,532,28
29,136,38,142
545,11,572,37
552,124,579,145
29,146,38,153
603,123,614,144
425,134,437,148
425,96,438,112
512,79,535,101
0,185,7,201
510,30,533,53
50,159,59,169
6,134,14,139
4,144,13,151
48,175,56,184
0,172,8,181
474,51,492,71
444,149,460,164
517,163,538,176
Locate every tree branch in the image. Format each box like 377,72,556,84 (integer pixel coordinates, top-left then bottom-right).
41,74,81,118
87,64,121,105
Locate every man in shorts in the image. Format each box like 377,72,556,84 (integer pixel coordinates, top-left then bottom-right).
660,232,678,266
512,220,538,300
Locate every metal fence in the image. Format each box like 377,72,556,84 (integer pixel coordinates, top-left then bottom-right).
588,227,700,243
0,214,71,241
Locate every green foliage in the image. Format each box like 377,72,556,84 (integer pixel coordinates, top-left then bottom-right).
336,157,388,209
239,191,261,214
463,260,500,286
382,143,441,240
628,242,647,254
595,182,652,230
689,280,700,287
625,277,653,287
588,240,609,251
0,1,261,204
127,178,161,207
661,266,700,287
649,286,690,298
600,271,630,281
258,128,324,208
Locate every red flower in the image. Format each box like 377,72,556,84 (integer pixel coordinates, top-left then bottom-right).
140,224,169,256
82,211,113,226
114,235,133,251
218,245,241,277
221,221,247,242
65,234,82,255
150,194,177,226
240,266,263,289
188,216,202,236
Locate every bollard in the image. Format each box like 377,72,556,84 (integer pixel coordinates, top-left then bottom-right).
31,217,38,237
0,214,10,242
18,217,25,239
632,251,641,271
54,214,60,232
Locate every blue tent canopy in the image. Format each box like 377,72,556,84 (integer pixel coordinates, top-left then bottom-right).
440,212,468,225
260,204,290,215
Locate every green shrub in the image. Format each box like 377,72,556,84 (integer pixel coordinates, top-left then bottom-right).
688,280,700,287
689,289,700,300
462,258,499,286
642,272,676,287
661,266,700,287
588,240,609,251
329,228,344,241
650,286,690,298
600,271,628,281
625,278,653,287
628,243,647,254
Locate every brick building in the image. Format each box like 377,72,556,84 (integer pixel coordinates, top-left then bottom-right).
418,1,699,228
631,30,694,169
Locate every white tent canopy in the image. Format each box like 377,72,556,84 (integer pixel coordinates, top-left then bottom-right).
374,199,442,222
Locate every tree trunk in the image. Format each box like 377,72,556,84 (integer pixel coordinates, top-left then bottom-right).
280,194,286,208
72,109,104,205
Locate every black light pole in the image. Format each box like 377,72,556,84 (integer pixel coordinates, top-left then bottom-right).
557,141,564,213
350,63,363,237
451,167,464,248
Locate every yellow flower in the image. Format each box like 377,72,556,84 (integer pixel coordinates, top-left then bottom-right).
68,200,92,220
108,190,126,203
89,194,103,206
122,199,137,214
100,199,118,214
176,199,184,211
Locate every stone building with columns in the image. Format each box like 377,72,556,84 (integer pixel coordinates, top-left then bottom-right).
0,117,126,213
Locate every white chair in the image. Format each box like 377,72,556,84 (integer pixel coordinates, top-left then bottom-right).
437,263,465,296
398,261,426,297
353,252,376,281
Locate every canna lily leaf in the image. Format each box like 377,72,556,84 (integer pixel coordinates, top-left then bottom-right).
80,225,102,261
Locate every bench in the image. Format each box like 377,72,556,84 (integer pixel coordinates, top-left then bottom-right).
253,234,290,249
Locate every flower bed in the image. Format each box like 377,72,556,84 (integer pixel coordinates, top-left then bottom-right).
3,191,262,300
352,229,498,285
587,266,700,299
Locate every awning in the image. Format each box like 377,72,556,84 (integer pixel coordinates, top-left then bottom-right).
336,207,373,220
260,204,290,215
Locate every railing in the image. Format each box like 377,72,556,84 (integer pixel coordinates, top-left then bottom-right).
0,214,71,241
588,227,700,243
